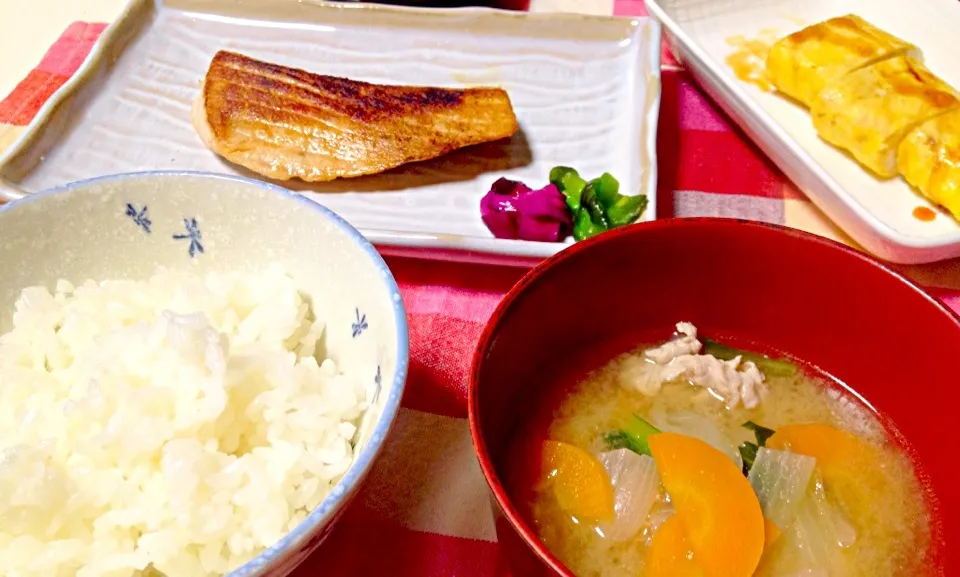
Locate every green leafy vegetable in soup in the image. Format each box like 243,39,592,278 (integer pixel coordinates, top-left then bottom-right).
739,420,777,475
702,339,797,378
604,414,661,456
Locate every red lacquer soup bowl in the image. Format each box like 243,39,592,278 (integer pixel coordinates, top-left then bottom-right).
468,218,958,576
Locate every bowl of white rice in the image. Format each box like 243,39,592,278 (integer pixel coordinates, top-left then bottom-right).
0,171,409,577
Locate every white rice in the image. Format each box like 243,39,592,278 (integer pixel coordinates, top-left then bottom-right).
0,266,367,576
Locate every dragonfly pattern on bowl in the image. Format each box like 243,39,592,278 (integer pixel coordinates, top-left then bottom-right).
123,202,205,258
125,203,152,233
173,217,204,258
351,308,368,338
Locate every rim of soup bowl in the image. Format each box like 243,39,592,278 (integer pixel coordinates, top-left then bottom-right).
1,170,410,576
467,217,960,576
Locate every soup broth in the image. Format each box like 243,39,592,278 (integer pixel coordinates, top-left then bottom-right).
505,328,933,577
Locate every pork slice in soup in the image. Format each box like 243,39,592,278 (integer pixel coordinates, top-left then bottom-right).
505,322,933,577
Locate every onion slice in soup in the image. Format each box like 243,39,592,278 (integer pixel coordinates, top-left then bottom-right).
808,474,857,549
748,447,817,529
786,487,852,577
758,473,857,576
643,498,675,546
596,449,660,542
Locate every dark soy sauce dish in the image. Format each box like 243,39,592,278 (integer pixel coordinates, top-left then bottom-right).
469,218,957,577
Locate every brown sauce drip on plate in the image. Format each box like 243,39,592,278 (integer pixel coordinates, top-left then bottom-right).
725,34,776,92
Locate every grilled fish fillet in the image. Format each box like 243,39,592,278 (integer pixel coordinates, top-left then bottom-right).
898,108,960,218
810,55,960,178
192,51,519,182
766,15,917,108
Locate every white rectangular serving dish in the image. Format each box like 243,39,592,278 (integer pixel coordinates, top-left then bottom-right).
646,0,960,264
0,0,661,265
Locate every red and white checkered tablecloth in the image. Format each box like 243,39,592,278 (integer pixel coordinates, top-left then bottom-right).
2,1,960,575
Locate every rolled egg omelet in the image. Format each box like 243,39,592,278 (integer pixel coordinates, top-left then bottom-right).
810,55,960,178
766,14,917,108
898,109,960,217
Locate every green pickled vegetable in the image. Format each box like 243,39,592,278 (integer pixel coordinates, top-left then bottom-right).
573,208,607,241
605,414,661,456
606,194,648,228
591,172,621,206
549,166,587,213
702,338,798,378
550,166,648,241
588,172,648,227
572,182,611,241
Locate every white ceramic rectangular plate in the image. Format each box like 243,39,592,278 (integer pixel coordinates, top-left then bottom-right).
0,0,661,265
646,0,960,264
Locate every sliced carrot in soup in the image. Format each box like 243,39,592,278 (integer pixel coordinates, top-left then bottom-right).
766,423,882,524
540,440,613,521
648,433,765,577
647,515,705,577
766,423,878,472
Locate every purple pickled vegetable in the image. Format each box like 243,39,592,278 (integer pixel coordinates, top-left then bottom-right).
480,178,573,242
491,177,532,196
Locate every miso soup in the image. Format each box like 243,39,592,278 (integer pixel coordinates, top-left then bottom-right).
504,322,934,577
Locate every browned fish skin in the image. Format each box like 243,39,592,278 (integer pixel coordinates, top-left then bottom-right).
193,50,520,182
